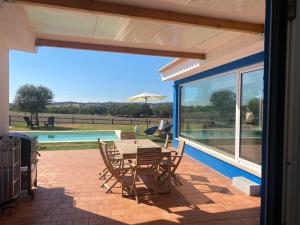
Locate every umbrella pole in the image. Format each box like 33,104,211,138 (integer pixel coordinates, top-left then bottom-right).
145,98,149,129
146,116,148,129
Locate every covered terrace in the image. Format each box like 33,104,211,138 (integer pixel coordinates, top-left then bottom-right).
0,0,264,224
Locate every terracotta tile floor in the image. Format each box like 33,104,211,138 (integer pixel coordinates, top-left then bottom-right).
0,149,260,225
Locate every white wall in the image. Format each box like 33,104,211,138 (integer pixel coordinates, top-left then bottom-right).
0,47,9,134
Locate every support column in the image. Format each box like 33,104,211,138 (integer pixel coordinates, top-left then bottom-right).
0,47,9,134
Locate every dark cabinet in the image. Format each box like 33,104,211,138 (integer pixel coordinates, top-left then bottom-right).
9,133,39,199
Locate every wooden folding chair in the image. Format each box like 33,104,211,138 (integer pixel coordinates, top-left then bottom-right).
98,139,108,180
130,147,162,203
120,131,136,140
159,140,185,186
98,141,129,193
98,139,122,180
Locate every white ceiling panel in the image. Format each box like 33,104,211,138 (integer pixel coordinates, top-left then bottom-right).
94,16,164,43
101,0,265,24
148,25,222,48
25,5,98,38
194,31,245,52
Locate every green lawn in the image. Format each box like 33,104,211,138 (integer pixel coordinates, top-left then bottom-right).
10,123,149,132
10,123,167,151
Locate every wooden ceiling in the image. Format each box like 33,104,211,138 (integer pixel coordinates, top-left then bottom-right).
18,0,264,33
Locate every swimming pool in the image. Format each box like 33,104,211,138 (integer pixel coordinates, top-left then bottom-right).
22,130,119,143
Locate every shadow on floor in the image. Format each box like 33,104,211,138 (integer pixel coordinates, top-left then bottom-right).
0,149,260,225
0,185,260,225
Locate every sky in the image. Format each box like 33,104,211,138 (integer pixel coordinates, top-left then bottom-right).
9,47,174,103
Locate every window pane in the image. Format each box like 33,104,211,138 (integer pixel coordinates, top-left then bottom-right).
240,69,263,165
180,73,237,157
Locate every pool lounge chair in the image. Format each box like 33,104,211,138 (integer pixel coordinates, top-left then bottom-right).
144,126,159,136
144,120,172,138
154,124,173,138
44,116,55,128
24,116,37,128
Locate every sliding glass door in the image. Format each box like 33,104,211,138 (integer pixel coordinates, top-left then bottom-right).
239,69,264,165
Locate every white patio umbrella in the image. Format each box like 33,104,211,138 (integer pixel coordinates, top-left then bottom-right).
128,92,166,128
128,92,166,103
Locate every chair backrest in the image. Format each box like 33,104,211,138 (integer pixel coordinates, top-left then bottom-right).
121,131,136,140
98,139,117,177
176,139,185,156
48,116,55,124
98,139,108,166
24,116,31,126
136,147,162,167
172,140,185,171
164,134,170,149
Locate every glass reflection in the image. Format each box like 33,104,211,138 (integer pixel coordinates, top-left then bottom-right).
180,73,237,157
240,69,263,165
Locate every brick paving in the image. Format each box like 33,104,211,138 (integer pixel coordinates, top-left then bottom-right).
0,149,260,225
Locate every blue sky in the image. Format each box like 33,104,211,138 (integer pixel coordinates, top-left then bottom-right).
9,47,173,103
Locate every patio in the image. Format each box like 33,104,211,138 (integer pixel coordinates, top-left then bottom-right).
0,149,260,225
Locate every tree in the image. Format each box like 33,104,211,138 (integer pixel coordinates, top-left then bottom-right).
247,97,260,125
209,89,236,123
152,103,173,118
14,84,54,128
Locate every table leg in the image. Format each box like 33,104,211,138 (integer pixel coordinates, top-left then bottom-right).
121,158,132,197
157,155,171,194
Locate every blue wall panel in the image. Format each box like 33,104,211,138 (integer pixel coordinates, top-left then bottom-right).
173,139,261,184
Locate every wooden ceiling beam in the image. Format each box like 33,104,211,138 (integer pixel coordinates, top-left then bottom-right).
18,0,264,33
35,38,206,59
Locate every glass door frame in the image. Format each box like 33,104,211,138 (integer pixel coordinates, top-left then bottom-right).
235,64,264,170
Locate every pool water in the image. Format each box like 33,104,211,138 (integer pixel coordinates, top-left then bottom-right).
23,131,118,143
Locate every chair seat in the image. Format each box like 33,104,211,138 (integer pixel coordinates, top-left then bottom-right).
136,167,157,175
109,155,122,160
107,151,122,161
130,162,156,175
160,159,174,166
112,163,131,173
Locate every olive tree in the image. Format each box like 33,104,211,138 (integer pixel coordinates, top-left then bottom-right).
14,84,54,128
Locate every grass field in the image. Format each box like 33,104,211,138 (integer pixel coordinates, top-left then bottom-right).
10,123,149,132
10,123,167,151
